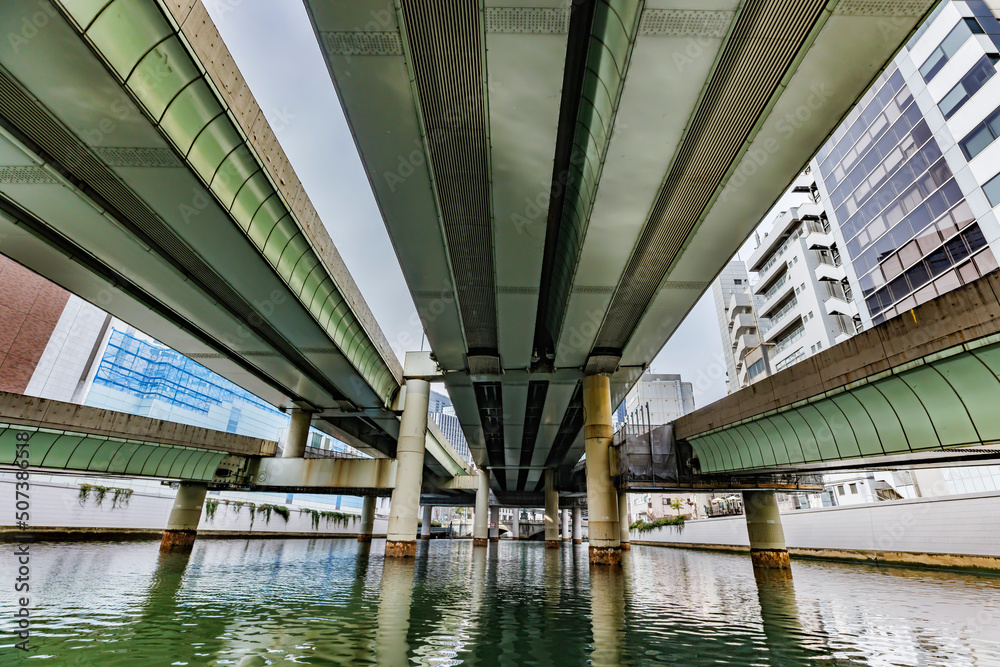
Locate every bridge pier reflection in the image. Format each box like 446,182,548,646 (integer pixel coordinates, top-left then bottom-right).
375,556,416,663
589,563,626,665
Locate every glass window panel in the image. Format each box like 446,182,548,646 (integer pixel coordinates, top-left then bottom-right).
964,17,986,34
915,283,937,305
934,269,962,294
920,48,947,81
975,249,1000,276
959,260,979,285
907,258,931,290
940,86,968,119
927,247,951,276
987,108,1000,138
984,172,1000,206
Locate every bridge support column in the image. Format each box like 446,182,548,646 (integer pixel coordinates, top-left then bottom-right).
474,469,489,547
160,482,208,554
282,409,312,458
544,469,559,548
358,496,375,542
512,510,520,540
572,507,582,544
489,506,499,542
743,490,790,569
618,490,630,551
386,378,430,558
420,505,432,540
583,374,621,565
562,508,570,541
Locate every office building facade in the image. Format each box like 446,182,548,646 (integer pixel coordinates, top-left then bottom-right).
813,0,1000,327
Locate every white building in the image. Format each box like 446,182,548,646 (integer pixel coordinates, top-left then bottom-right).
745,171,862,382
619,373,695,427
813,0,1000,328
711,261,771,391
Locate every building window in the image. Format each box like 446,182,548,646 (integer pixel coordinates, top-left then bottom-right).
940,56,998,120
838,485,846,496
959,106,1000,160
849,483,858,494
919,19,983,82
811,344,816,353
734,279,742,285
986,171,1000,207
747,358,767,379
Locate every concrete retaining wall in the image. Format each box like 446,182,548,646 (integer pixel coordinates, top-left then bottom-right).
0,474,387,539
633,490,1000,569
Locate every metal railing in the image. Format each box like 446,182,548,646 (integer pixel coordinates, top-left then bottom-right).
775,347,806,371
763,273,791,301
768,295,799,324
773,325,806,355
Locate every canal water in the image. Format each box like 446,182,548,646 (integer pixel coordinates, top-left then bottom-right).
2,538,999,665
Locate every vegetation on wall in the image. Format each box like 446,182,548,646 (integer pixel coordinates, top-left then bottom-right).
78,484,133,509
629,515,687,534
205,498,219,522
300,508,355,529
253,504,290,525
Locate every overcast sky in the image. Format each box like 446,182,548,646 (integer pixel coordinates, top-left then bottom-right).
205,1,776,410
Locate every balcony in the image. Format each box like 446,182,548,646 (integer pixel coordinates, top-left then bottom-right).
734,333,758,362
758,273,794,315
796,200,824,220
727,291,753,316
764,295,799,327
825,296,858,318
803,214,832,248
729,313,757,342
814,261,846,282
772,325,806,356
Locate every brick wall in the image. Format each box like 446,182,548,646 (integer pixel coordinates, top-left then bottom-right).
0,256,69,393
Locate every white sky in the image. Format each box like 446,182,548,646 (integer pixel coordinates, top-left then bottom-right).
205,0,788,411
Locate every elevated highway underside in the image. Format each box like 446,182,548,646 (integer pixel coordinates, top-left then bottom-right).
0,0,416,460
306,0,941,498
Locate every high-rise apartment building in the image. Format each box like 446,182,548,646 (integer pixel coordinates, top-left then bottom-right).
747,171,862,381
711,261,768,391
813,0,1000,327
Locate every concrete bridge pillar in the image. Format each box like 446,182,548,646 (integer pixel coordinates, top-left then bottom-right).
282,409,312,458
583,374,621,565
386,378,430,558
420,505,433,539
474,469,489,547
572,507,582,544
544,469,560,548
618,490,630,551
160,482,208,554
743,490,791,569
562,508,570,541
489,506,499,542
512,509,520,540
358,496,376,542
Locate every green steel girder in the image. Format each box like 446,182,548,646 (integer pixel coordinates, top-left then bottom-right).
55,0,398,406
546,0,643,341
0,424,225,480
689,340,1000,474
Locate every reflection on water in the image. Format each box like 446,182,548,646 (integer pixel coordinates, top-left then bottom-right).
2,538,999,665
